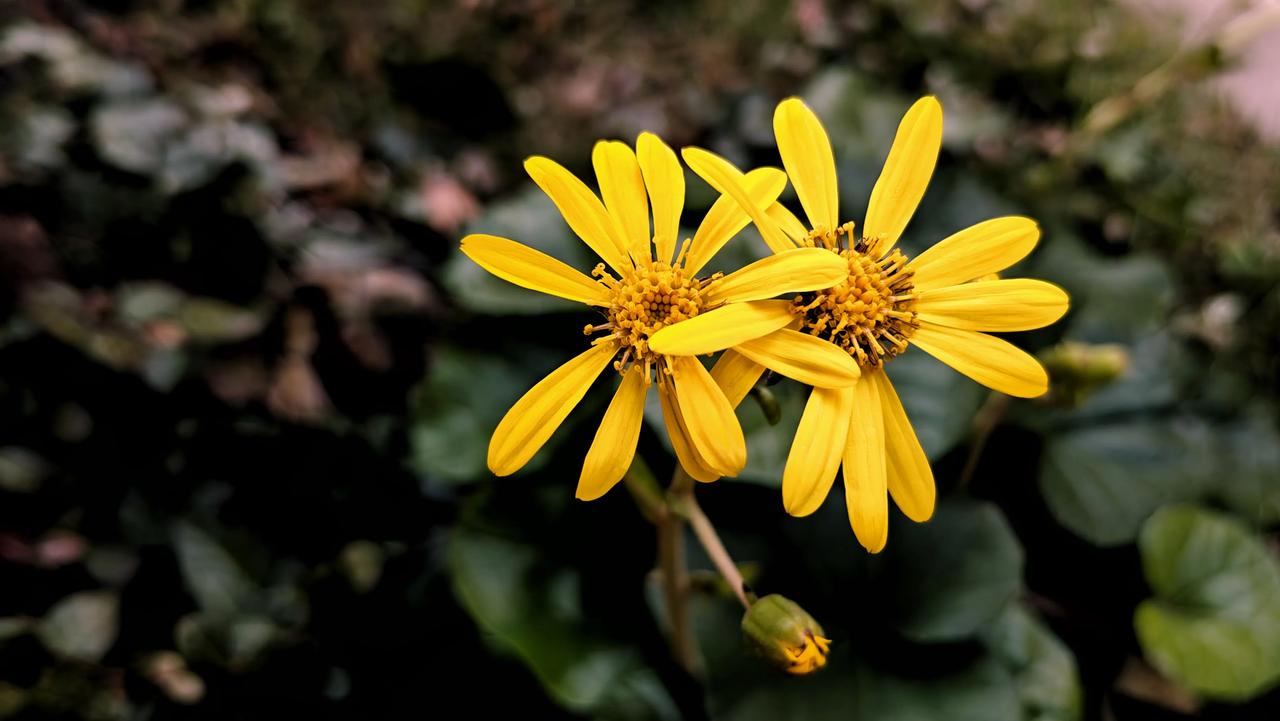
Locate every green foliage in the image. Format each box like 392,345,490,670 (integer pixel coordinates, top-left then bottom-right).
878,500,1023,642
1134,505,1280,700
1039,418,1212,546
984,606,1083,721
451,526,680,719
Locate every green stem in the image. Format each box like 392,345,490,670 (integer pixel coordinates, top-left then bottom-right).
626,458,756,675
956,392,1011,491
651,461,701,676
622,456,666,523
668,475,751,609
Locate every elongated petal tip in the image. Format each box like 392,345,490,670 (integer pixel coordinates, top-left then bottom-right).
863,95,944,251
858,528,888,554
487,450,517,477
774,96,839,231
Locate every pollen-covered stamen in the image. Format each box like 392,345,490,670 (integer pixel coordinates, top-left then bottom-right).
791,225,919,369
799,221,858,252
584,256,714,381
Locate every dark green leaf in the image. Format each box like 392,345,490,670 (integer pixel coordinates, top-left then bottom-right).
983,605,1083,721
1212,409,1280,525
887,350,987,461
171,522,259,620
1039,418,1212,546
409,343,570,484
1033,234,1174,343
449,527,679,719
879,500,1024,643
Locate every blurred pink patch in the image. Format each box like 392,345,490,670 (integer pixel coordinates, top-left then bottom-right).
36,530,88,567
206,356,270,407
420,168,480,234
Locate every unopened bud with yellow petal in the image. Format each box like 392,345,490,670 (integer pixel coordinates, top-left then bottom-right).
741,594,831,675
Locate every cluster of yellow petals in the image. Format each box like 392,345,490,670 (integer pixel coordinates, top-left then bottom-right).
785,633,833,676
671,95,1071,555
463,130,863,506
464,93,1071,561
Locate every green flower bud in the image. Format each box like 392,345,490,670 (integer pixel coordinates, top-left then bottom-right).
741,594,830,675
1039,341,1130,407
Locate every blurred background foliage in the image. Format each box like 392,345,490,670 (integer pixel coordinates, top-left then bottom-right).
1,0,1278,719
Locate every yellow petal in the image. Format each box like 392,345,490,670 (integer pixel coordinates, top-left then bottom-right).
843,379,888,553
460,234,610,306
687,168,788,274
709,348,766,409
774,97,839,232
636,132,684,265
782,386,853,516
682,146,796,254
488,342,616,475
577,364,647,501
657,378,721,482
705,247,849,304
909,322,1049,398
648,300,794,356
524,155,630,273
766,202,810,244
869,370,934,522
916,278,1069,332
863,96,943,256
593,140,651,264
734,328,860,388
907,216,1040,291
669,356,747,476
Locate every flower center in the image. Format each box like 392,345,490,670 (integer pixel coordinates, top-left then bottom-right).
584,256,716,378
791,223,918,369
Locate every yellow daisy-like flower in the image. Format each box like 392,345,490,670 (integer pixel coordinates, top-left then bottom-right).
651,97,1069,552
461,133,861,500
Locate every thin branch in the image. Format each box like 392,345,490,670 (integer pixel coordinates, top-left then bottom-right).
670,479,751,608
956,391,1011,491
655,463,701,676
622,457,666,523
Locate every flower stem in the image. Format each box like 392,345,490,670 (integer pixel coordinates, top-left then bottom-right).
668,472,751,609
622,456,666,523
956,391,1011,491
656,465,700,676
625,457,755,675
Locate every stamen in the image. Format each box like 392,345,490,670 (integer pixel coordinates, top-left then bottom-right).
674,238,693,268
596,256,709,376
789,228,919,369
613,346,632,372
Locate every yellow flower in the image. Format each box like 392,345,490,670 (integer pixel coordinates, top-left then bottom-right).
461,133,860,500
651,98,1069,552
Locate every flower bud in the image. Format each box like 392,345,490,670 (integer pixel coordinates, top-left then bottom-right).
749,385,782,425
1039,341,1130,407
741,594,831,675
